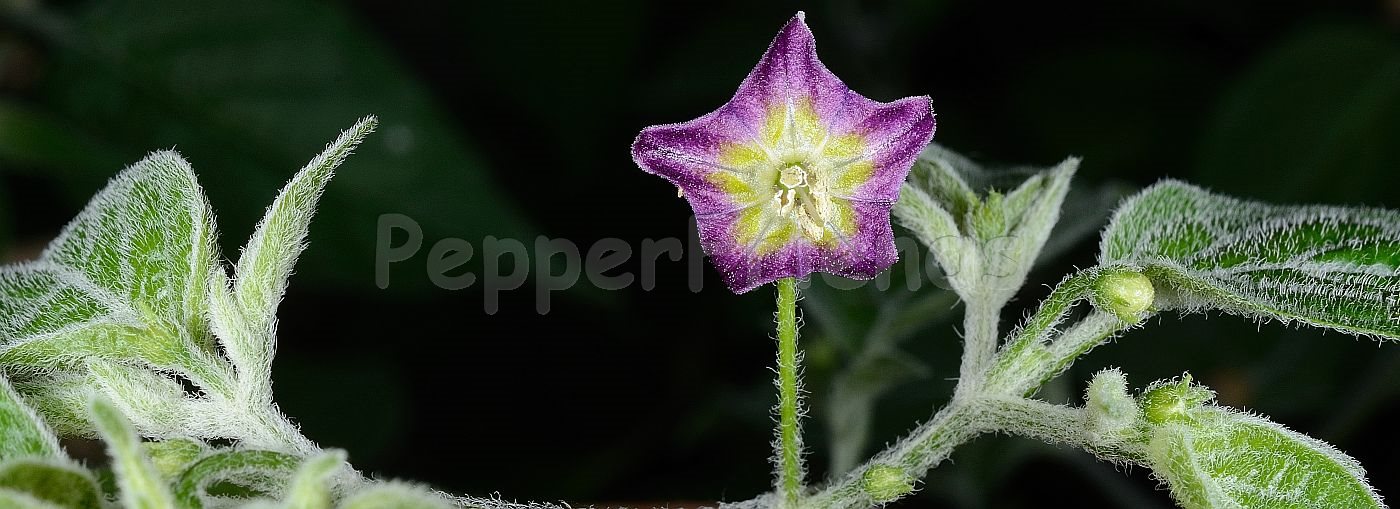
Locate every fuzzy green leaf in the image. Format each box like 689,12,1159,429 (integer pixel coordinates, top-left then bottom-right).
340,483,454,509
1101,180,1400,339
0,458,102,509
142,438,207,481
896,144,1077,303
282,450,346,509
0,151,217,368
173,449,300,508
87,359,195,438
11,372,95,438
90,397,176,509
0,375,60,460
0,489,65,509
1148,407,1383,509
212,117,377,405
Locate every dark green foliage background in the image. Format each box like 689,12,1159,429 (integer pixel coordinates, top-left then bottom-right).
1,1,1398,507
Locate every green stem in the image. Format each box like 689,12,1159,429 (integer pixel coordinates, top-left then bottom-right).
807,275,1136,509
955,294,1000,395
994,310,1129,396
808,399,979,509
981,395,1147,464
775,277,804,508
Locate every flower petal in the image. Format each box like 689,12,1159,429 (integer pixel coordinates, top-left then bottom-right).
728,13,852,141
632,111,761,216
834,96,936,203
697,199,898,293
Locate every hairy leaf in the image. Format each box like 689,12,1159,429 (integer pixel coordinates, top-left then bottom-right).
87,359,193,438
173,449,299,508
11,372,95,438
0,489,65,509
340,482,454,509
0,266,148,365
1101,180,1400,339
896,144,1077,303
0,458,102,509
142,438,207,480
91,397,177,509
0,151,217,368
282,450,346,509
0,375,60,460
42,152,216,346
1148,407,1383,509
213,117,378,405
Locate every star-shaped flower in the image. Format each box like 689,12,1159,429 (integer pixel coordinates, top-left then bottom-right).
632,12,935,293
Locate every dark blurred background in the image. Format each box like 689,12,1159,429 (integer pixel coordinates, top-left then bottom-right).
2,1,1399,507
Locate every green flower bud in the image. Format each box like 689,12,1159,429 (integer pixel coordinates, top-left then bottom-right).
861,464,914,503
1140,373,1214,424
966,190,1009,241
1086,368,1138,437
1093,269,1155,323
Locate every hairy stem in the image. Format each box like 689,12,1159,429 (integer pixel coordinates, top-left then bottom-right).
809,399,980,509
1004,310,1128,396
807,274,1136,508
775,277,804,508
981,396,1147,463
180,347,321,457
993,270,1097,372
956,294,1000,395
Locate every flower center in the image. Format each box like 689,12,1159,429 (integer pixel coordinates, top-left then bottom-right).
772,163,832,241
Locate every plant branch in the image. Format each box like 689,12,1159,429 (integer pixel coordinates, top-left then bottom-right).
956,293,1000,394
1007,311,1131,397
807,398,980,509
981,395,1146,463
807,273,1139,509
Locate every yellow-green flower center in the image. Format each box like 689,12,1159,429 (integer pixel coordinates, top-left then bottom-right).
711,99,871,254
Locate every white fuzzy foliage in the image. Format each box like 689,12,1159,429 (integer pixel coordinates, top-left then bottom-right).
344,482,454,509
0,456,104,508
44,150,217,344
0,149,216,369
0,490,63,509
171,448,302,508
1148,407,1384,509
0,375,60,460
896,144,1078,305
212,116,378,406
1084,367,1139,447
11,371,96,438
282,450,348,509
86,359,203,439
1101,180,1400,339
91,396,178,509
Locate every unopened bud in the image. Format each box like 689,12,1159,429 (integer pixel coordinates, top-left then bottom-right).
1093,269,1155,323
862,464,914,502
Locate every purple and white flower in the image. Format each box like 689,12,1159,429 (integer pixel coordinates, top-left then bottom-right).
632,12,935,293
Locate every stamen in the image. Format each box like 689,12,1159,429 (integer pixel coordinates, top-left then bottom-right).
779,165,808,189
772,163,831,241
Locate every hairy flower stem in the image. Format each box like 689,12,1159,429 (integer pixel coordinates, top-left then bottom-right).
775,277,805,508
